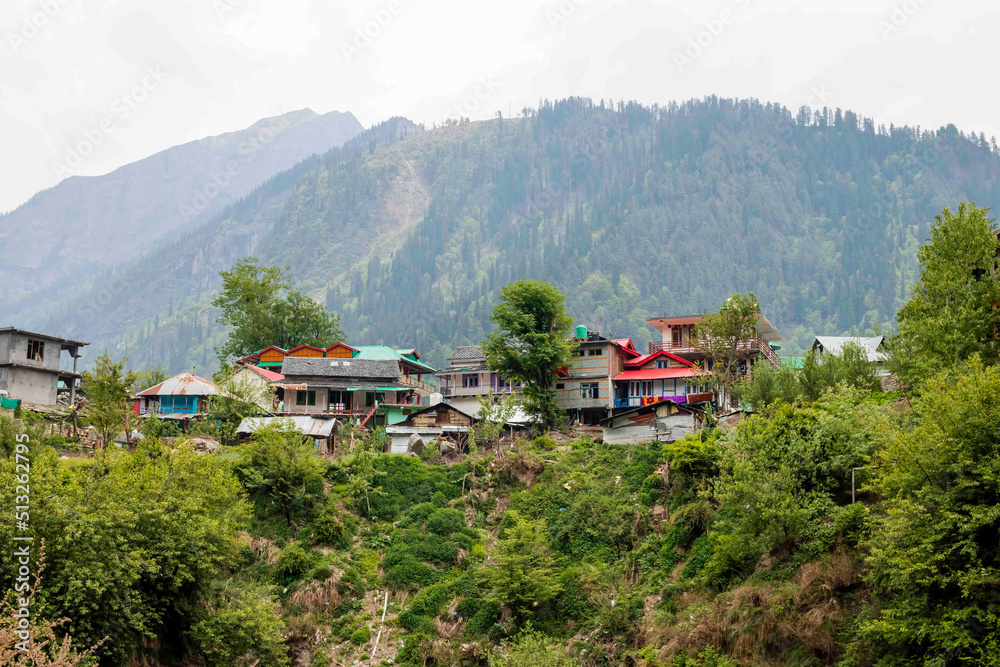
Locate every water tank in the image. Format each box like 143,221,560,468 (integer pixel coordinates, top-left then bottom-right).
430,392,443,405
575,325,587,339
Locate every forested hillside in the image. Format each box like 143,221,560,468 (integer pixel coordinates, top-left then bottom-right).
20,97,1000,371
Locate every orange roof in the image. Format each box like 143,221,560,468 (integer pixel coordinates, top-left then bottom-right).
325,342,358,353
287,344,325,354
236,345,287,363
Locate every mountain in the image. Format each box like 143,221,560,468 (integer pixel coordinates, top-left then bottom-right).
15,97,1000,372
0,108,363,312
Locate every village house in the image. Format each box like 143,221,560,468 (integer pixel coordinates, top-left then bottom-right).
277,356,412,427
232,364,284,411
435,345,520,416
556,328,642,425
133,372,220,417
637,311,783,409
811,336,889,374
0,328,88,406
612,349,713,410
385,402,477,454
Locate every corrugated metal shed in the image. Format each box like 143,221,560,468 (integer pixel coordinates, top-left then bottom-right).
237,416,337,438
135,372,220,397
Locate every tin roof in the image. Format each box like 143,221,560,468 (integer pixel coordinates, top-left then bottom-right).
236,346,287,364
613,368,703,381
237,416,336,438
0,327,89,348
286,344,326,354
353,345,436,373
135,372,220,397
812,336,886,362
240,365,284,382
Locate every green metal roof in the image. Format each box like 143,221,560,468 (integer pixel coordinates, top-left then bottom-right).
781,357,805,369
352,345,436,373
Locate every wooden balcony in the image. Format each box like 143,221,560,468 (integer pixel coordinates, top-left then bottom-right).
399,375,436,393
649,336,780,367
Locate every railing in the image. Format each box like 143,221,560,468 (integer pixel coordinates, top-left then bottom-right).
649,336,781,367
441,385,519,398
399,375,436,393
614,395,689,409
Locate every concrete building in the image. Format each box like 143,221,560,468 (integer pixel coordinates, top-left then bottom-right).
0,328,88,406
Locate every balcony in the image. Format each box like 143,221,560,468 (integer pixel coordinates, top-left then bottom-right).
399,375,436,393
442,384,519,398
614,395,689,409
649,336,780,367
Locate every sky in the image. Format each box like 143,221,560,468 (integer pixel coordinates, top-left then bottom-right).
1,0,998,213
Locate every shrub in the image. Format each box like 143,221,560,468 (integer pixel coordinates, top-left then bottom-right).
680,535,715,579
312,513,353,549
191,587,290,667
274,542,315,581
426,508,465,536
350,626,371,646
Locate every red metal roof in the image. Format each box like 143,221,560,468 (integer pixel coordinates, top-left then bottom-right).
612,338,640,356
246,365,284,382
613,368,703,381
325,342,358,353
625,349,695,368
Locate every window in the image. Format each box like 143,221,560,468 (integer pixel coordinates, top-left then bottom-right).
556,383,565,390
578,350,586,356
26,339,44,362
587,348,603,356
462,373,479,388
655,360,669,369
296,390,316,406
581,382,600,399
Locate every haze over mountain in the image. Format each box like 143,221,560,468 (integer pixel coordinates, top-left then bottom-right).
0,108,362,310
10,96,1000,373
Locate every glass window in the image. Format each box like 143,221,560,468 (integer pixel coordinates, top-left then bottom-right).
463,373,479,388
581,382,600,399
296,390,316,406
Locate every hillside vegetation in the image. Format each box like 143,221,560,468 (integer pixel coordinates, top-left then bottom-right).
2,204,999,666
19,97,1000,372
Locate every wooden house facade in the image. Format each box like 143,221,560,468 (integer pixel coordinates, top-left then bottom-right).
556,331,641,425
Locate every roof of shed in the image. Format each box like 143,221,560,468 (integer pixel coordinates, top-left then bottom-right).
237,416,336,438
812,336,886,362
135,372,220,397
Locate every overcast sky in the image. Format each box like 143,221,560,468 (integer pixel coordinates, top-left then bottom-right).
1,0,998,213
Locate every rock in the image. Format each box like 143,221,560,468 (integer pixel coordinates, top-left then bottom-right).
406,433,425,455
439,439,459,456
189,435,221,454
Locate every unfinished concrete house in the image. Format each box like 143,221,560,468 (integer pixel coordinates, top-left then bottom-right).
0,328,88,406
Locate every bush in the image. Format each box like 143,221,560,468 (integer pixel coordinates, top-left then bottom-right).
191,587,290,667
274,542,315,581
426,508,465,536
350,626,371,646
312,513,353,549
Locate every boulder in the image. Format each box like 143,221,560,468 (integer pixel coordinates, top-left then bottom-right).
439,439,459,456
406,433,425,456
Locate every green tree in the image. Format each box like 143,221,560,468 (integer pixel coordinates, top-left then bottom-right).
235,422,325,525
489,511,562,619
213,257,345,364
209,367,269,446
693,293,765,409
81,354,141,448
488,627,578,667
483,280,573,430
890,202,1000,386
862,358,1000,665
191,584,290,667
0,441,249,665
